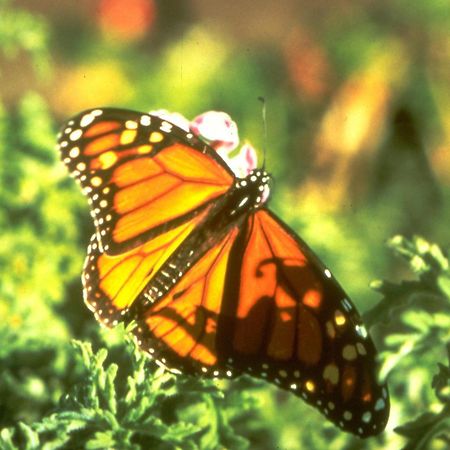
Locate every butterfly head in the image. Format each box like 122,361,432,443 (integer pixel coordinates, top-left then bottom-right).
232,169,271,213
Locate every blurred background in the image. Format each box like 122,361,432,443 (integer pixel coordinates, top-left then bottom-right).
0,0,449,449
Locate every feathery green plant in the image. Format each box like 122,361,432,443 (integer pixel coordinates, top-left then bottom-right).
368,236,450,449
0,331,257,450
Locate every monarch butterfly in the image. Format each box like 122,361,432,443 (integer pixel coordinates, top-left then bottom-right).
57,107,389,437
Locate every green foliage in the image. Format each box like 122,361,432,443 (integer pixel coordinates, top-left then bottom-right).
395,350,450,450
1,1,449,449
0,333,255,450
0,0,50,77
0,91,88,427
367,236,450,449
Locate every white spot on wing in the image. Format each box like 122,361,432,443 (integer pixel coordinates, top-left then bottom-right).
160,121,173,133
375,398,386,411
125,120,138,129
342,345,358,361
341,298,352,311
355,324,368,339
69,147,80,158
80,113,95,127
70,129,83,141
140,115,151,126
238,197,248,208
323,364,339,385
343,411,352,421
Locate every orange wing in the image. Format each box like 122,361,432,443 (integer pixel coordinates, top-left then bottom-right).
218,209,389,437
132,208,388,437
58,108,234,254
132,227,241,375
82,207,212,326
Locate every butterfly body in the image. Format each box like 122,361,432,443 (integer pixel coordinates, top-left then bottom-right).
58,107,389,437
121,168,270,310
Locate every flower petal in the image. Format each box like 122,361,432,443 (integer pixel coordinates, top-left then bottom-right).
218,143,258,178
190,111,239,153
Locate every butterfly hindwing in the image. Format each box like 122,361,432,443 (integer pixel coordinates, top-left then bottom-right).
218,209,389,437
58,108,235,255
131,228,241,376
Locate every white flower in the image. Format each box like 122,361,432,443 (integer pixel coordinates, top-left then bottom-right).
190,111,258,177
190,111,239,153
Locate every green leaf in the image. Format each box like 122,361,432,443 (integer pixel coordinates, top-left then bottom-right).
437,275,450,300
0,428,18,450
18,422,40,450
104,363,118,414
402,310,433,333
85,431,116,450
396,411,450,450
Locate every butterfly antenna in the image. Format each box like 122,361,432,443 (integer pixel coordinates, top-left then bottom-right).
258,96,268,170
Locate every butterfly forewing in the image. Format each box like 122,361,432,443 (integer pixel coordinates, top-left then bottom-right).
57,108,235,255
